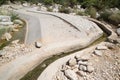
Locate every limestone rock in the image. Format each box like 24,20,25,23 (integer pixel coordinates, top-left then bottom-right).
96,46,108,50
94,50,102,56
64,69,78,80
35,42,42,48
76,71,85,77
1,32,12,41
68,58,77,67
117,28,120,36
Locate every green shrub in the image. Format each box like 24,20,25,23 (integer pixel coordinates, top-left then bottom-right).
47,7,53,12
10,12,19,21
76,11,87,16
99,10,112,21
59,6,71,14
85,6,97,18
43,0,53,5
108,13,120,25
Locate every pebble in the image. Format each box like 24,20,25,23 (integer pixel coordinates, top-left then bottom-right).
96,46,108,50
79,65,87,71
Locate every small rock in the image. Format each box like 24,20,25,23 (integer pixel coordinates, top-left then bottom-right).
41,64,46,68
76,71,85,77
11,40,19,45
87,66,94,73
75,54,90,61
14,19,24,25
1,32,12,41
68,58,77,67
79,65,87,71
94,50,102,56
105,42,115,49
35,42,42,48
12,28,19,32
62,65,71,70
117,28,120,36
78,60,88,66
64,69,78,80
96,46,108,50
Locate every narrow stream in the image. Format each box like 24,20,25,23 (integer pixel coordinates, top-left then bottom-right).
20,33,107,80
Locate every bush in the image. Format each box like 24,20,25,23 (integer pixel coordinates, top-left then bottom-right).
47,7,53,12
43,0,53,5
108,13,120,25
99,10,112,21
76,11,87,16
59,6,71,14
85,6,97,18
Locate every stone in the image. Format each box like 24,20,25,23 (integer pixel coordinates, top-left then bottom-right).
0,22,13,25
78,60,88,66
35,42,42,48
12,28,19,32
0,15,11,22
62,65,71,70
87,65,94,73
105,42,115,49
79,65,87,71
117,28,120,36
11,40,19,45
0,50,6,56
75,54,90,61
96,46,108,50
64,69,78,80
68,58,77,67
14,19,24,25
1,32,12,41
41,64,47,68
76,71,85,77
94,50,102,56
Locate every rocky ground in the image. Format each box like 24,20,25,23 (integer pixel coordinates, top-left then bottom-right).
0,40,35,66
53,42,120,80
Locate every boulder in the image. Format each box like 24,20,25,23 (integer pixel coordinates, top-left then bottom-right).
64,69,78,80
117,28,120,36
35,42,42,48
79,65,87,71
94,50,102,56
78,60,88,66
68,58,77,67
11,40,19,45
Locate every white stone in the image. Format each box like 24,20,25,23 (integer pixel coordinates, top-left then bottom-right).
1,32,12,41
64,69,78,80
0,22,13,25
0,15,11,22
68,58,77,67
78,61,88,66
87,65,94,73
94,50,102,56
35,42,42,48
79,65,87,71
117,28,120,36
11,40,19,45
96,46,108,50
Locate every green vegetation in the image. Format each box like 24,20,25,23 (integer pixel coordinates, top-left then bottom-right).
59,6,71,14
